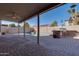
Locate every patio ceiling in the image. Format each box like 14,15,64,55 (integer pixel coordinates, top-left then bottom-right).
0,3,64,23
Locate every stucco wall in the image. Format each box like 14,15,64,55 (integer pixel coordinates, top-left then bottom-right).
1,26,24,34
33,25,79,36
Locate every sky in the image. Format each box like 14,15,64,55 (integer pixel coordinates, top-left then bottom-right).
1,3,79,26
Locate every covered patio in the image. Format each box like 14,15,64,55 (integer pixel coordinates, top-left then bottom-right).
0,3,64,56
0,3,79,56
0,3,64,44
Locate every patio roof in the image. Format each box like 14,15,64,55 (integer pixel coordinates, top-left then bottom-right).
0,3,64,23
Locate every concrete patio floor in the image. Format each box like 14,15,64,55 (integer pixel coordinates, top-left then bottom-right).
24,35,79,56
0,35,79,56
0,35,48,56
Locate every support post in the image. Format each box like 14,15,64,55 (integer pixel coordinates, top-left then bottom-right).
24,21,25,38
0,20,1,34
18,22,19,36
37,14,40,45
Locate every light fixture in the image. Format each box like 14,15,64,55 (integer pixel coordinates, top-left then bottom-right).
5,11,18,19
11,12,17,19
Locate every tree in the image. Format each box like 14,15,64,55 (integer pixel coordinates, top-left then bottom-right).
68,4,76,15
67,9,73,14
9,23,16,27
51,21,58,27
67,4,79,25
67,8,76,15
67,4,77,15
